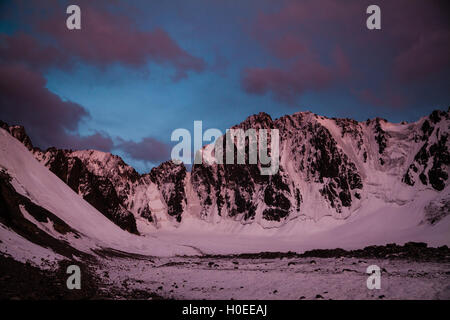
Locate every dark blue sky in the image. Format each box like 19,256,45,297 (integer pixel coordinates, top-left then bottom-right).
1,0,449,172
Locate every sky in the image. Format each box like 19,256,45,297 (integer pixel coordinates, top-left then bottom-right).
0,0,449,172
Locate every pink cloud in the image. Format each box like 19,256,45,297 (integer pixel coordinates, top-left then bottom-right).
0,1,206,155
242,0,357,104
267,35,306,60
0,2,205,80
353,88,407,109
38,6,205,80
393,30,450,82
117,137,170,163
252,0,360,39
65,132,114,152
0,63,113,151
0,33,71,70
242,46,352,104
243,0,450,105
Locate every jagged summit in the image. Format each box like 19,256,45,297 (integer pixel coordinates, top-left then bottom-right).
232,112,274,131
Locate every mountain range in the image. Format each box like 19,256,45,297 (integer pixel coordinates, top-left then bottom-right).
1,108,449,253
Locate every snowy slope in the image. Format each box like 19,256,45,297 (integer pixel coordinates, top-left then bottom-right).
0,128,197,266
149,187,450,255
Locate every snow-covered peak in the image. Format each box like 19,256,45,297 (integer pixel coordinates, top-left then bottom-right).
1,108,449,234
71,149,140,183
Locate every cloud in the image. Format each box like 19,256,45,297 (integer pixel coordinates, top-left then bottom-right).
117,137,170,163
0,63,113,151
0,1,204,156
65,132,114,152
0,33,72,70
38,5,205,80
375,0,450,82
0,62,165,157
0,2,205,80
241,0,356,104
242,46,351,104
266,35,306,60
392,28,450,82
353,88,407,109
241,0,450,106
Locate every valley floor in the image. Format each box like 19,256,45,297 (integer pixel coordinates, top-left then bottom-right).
2,245,450,300
93,253,450,300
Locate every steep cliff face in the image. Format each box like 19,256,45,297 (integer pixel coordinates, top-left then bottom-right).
2,107,449,232
402,110,450,191
149,161,187,222
279,113,363,215
34,148,139,234
191,112,299,224
190,112,364,225
33,148,189,231
191,108,449,226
